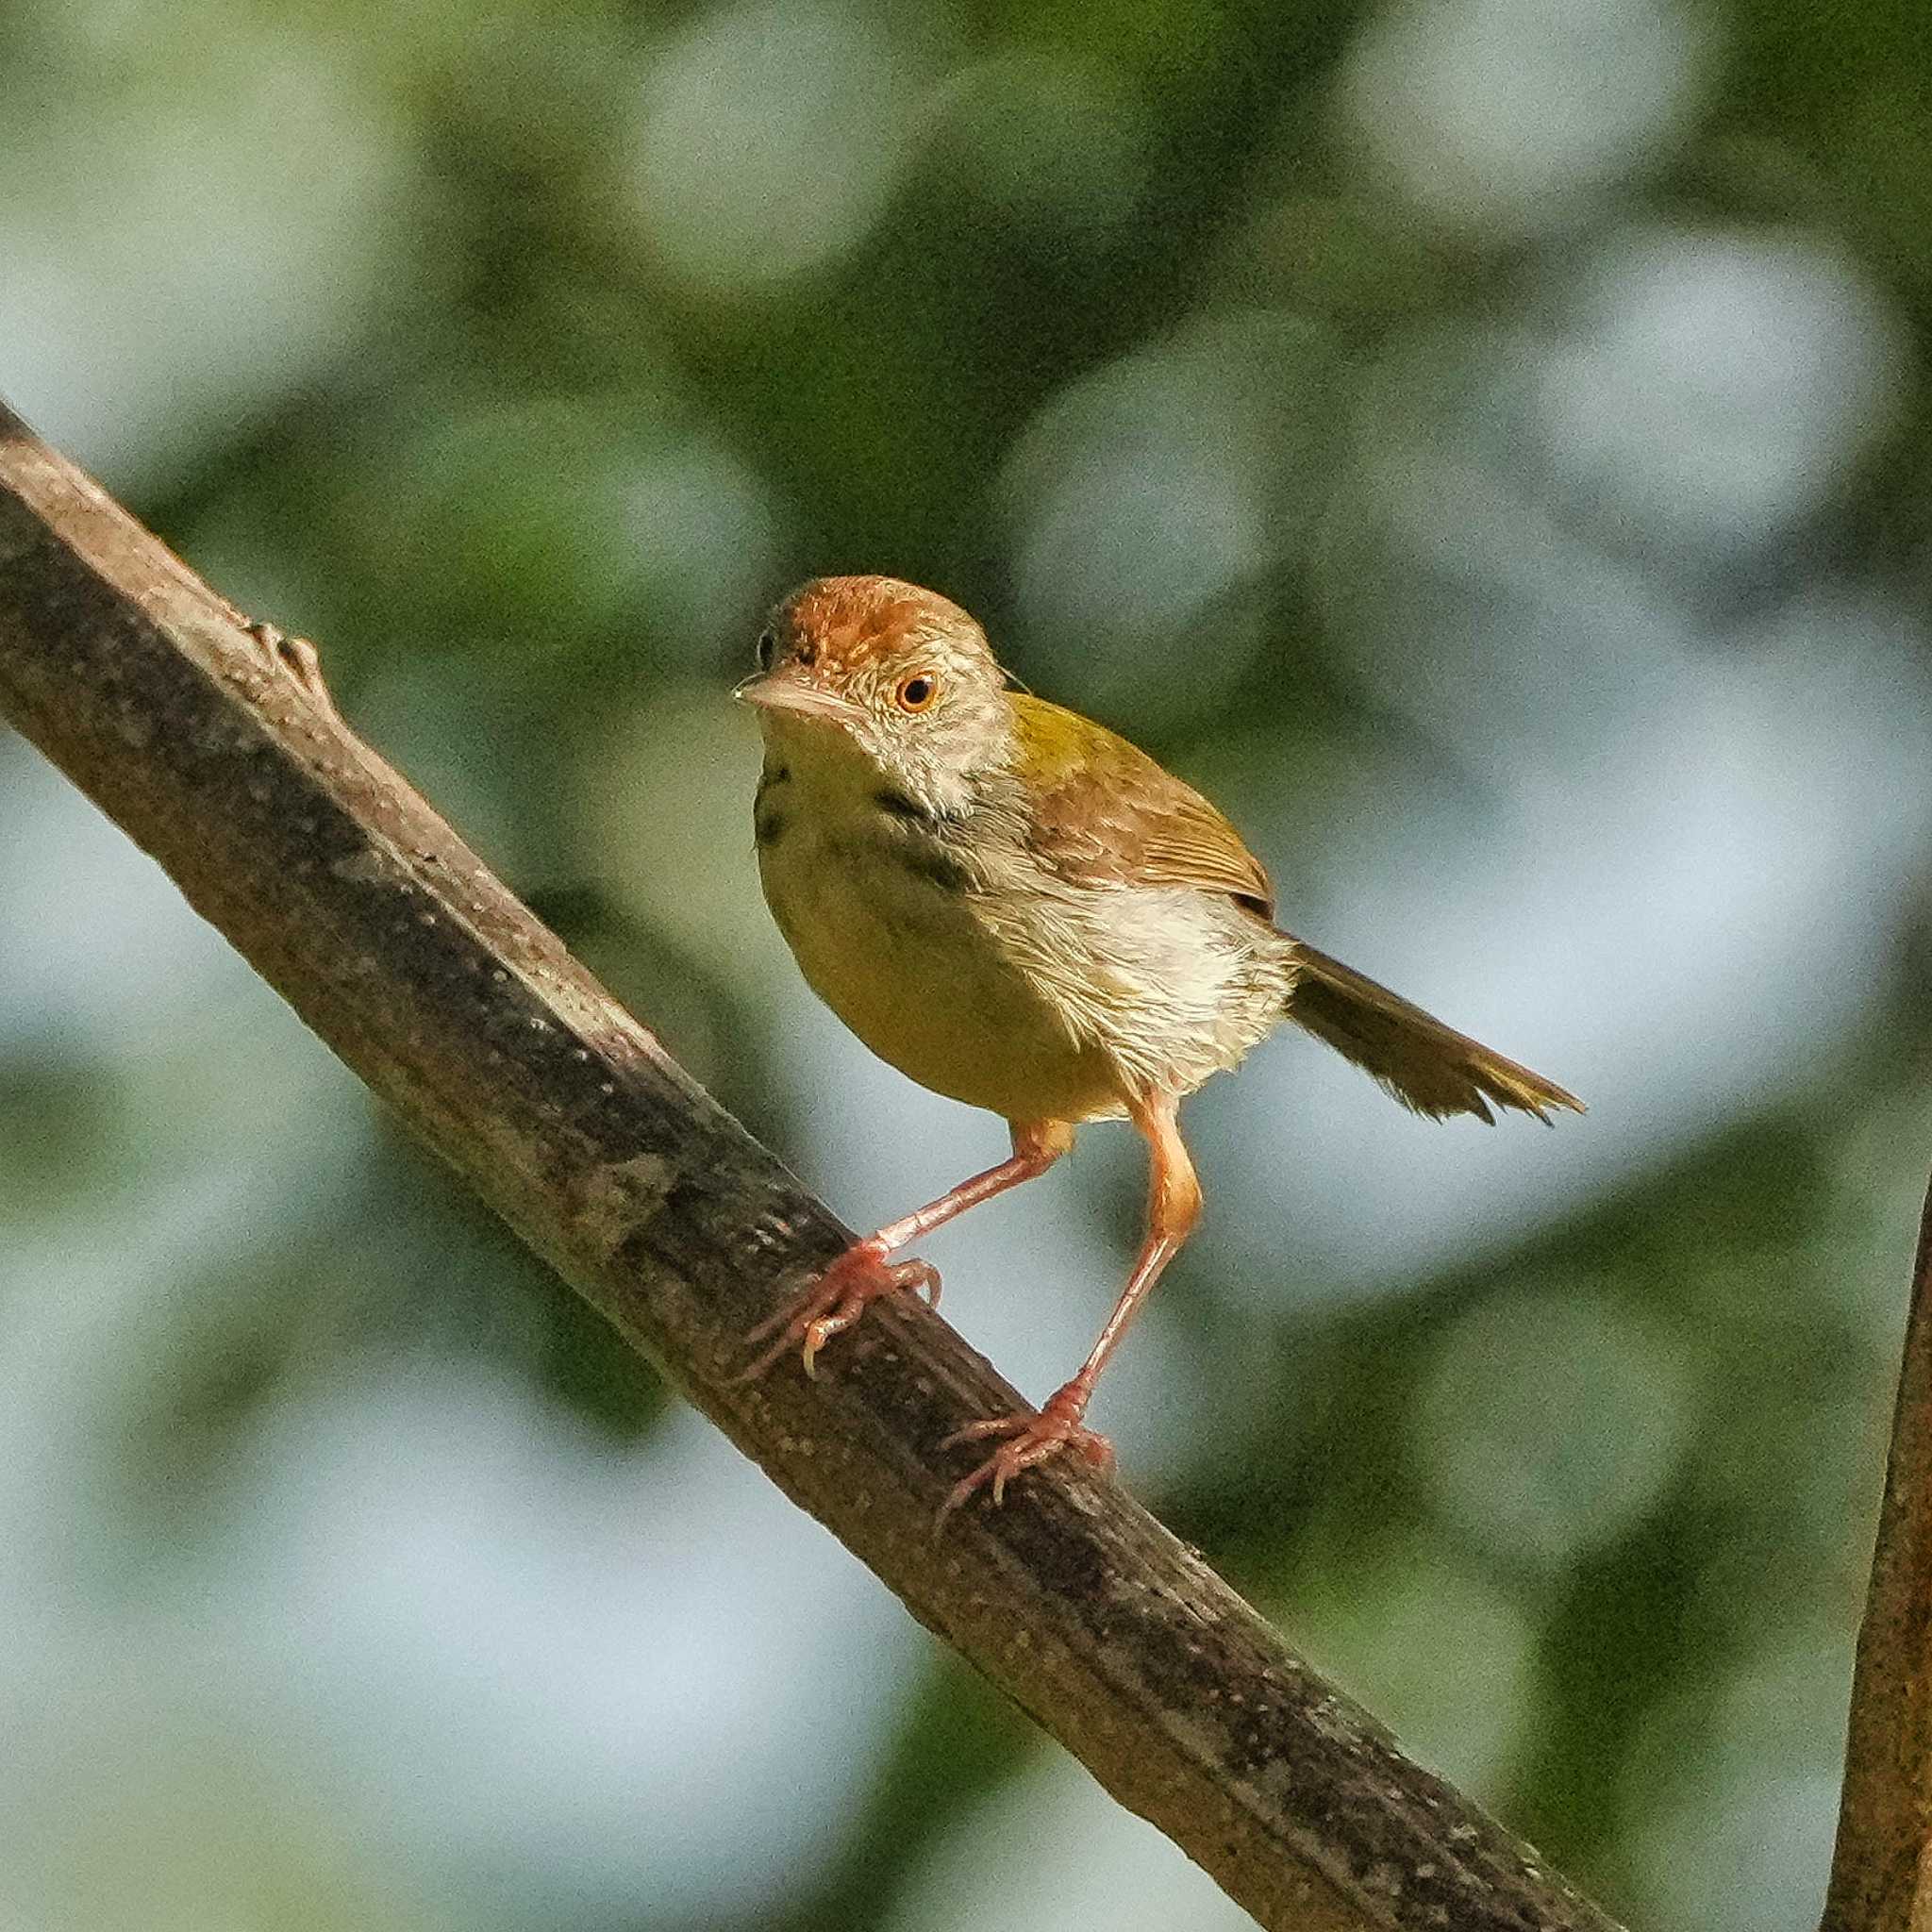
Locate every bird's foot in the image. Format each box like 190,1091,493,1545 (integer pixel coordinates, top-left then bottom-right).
738,1236,941,1382
938,1381,1114,1521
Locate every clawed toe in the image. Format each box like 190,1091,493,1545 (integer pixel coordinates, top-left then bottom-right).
937,1395,1114,1523
737,1243,941,1383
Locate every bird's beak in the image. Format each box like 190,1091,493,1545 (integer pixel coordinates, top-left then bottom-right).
733,666,865,726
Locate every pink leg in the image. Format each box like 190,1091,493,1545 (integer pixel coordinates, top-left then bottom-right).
940,1095,1201,1520
739,1119,1074,1382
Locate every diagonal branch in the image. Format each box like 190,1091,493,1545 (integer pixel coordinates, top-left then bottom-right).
0,398,1623,1932
1824,1171,1932,1932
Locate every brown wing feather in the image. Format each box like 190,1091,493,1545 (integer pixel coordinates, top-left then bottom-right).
1008,701,1583,1124
1012,695,1274,915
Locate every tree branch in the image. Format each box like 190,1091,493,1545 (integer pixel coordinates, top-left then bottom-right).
1824,1171,1932,1931
0,398,1624,1932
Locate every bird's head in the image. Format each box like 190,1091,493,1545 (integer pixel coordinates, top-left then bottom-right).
735,575,1014,812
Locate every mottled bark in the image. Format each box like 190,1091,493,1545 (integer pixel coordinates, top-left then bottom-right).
0,396,1627,1931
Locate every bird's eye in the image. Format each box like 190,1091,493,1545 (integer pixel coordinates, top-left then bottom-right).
756,627,776,672
895,671,939,712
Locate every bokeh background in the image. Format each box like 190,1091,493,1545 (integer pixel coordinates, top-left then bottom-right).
4,0,1931,1926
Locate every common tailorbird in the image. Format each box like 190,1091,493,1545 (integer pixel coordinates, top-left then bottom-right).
736,575,1581,1516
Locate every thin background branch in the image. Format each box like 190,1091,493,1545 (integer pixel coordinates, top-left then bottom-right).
1824,1170,1932,1931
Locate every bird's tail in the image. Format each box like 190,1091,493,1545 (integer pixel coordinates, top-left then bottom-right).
1280,941,1583,1124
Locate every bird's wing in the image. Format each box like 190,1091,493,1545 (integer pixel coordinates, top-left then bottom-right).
1010,695,1275,918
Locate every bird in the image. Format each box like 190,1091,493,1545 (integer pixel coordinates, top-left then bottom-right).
735,575,1580,1517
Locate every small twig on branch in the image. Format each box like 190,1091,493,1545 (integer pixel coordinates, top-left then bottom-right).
1824,1171,1932,1932
0,397,1622,1932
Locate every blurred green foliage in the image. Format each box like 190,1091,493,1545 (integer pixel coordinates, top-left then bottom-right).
5,0,1932,1927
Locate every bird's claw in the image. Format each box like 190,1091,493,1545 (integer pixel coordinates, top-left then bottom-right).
737,1241,941,1384
937,1388,1114,1523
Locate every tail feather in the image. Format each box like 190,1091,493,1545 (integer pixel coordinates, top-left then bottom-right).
1282,941,1583,1124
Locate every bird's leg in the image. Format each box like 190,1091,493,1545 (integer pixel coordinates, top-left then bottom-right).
941,1095,1201,1519
739,1119,1074,1382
